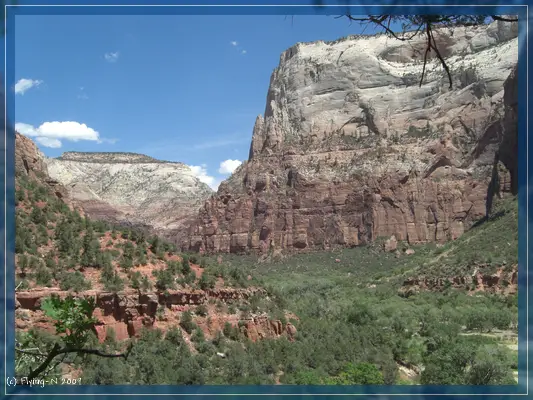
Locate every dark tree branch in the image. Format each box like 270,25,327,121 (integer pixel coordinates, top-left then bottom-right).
55,344,133,359
429,25,452,88
420,23,431,87
491,15,518,22
26,343,61,382
343,15,416,41
335,14,516,89
19,343,133,383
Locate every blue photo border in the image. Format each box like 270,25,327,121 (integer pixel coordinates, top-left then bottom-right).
0,1,530,397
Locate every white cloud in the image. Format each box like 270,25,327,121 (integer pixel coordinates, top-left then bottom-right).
35,137,62,148
230,41,238,46
218,159,242,175
15,121,102,148
189,164,220,190
241,50,247,54
14,78,42,95
104,52,120,62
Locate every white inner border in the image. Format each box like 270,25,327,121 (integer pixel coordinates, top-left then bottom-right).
3,4,529,397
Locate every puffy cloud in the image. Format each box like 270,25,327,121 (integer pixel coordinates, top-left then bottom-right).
189,164,219,190
241,50,247,54
104,52,119,62
218,159,242,174
35,137,61,148
230,41,238,46
15,121,101,148
15,78,42,95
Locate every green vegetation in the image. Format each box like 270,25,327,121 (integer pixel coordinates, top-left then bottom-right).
16,295,131,381
15,173,183,292
15,168,518,386
67,198,518,385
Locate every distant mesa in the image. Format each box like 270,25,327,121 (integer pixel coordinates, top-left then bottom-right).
56,151,185,165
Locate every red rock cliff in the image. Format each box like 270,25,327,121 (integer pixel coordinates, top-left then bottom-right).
182,21,518,254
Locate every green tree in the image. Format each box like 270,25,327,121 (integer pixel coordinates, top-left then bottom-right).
59,271,91,292
34,265,53,287
181,255,191,275
30,206,46,225
198,273,215,290
130,271,142,289
327,362,385,385
140,274,152,292
466,345,515,385
103,271,124,293
155,269,175,291
150,236,160,254
180,311,195,334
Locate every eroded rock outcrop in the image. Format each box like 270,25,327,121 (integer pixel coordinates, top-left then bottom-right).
398,264,518,297
15,287,296,343
184,20,518,254
15,132,72,207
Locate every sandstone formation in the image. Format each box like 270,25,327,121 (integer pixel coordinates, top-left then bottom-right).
398,264,518,297
184,20,518,254
44,152,214,238
15,287,296,343
497,64,518,194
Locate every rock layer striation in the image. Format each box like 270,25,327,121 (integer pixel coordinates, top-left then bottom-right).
45,152,214,237
183,20,518,254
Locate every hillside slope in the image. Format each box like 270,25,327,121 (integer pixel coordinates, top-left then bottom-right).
15,135,296,354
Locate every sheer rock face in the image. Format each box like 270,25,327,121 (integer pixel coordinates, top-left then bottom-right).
15,132,72,206
183,20,518,254
15,132,47,178
499,65,518,194
45,152,214,237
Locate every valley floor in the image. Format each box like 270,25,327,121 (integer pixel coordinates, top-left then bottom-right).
16,195,519,385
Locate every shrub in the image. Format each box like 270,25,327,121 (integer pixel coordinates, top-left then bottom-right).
181,255,191,275
155,269,175,291
196,304,208,317
34,265,53,287
59,271,91,292
180,311,195,334
103,272,124,293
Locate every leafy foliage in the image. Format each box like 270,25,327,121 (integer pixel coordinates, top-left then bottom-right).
41,295,97,348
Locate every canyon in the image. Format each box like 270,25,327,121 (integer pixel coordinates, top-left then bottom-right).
23,19,519,257
12,18,520,385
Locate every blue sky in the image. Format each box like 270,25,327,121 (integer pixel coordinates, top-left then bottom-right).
14,14,382,189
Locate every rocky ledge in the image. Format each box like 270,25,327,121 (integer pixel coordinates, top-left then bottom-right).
57,151,184,165
398,264,518,297
15,287,297,344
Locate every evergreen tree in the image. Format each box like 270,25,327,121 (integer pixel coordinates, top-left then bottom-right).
140,274,152,292
30,206,46,225
181,255,191,275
